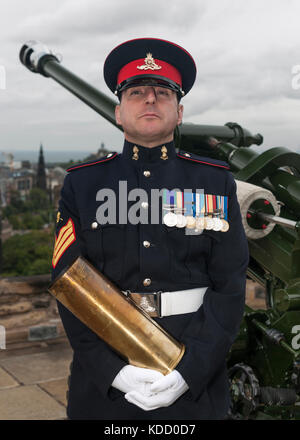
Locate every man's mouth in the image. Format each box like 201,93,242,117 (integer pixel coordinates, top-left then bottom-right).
140,113,160,118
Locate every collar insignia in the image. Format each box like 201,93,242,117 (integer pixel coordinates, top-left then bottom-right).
160,145,168,160
132,145,139,160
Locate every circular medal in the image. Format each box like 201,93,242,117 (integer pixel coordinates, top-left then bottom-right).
213,218,223,231
196,217,205,230
186,216,196,229
205,217,214,230
176,214,187,228
221,219,230,232
163,212,178,227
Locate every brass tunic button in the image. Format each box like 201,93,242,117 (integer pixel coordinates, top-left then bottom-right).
184,153,191,157
106,153,113,158
143,278,151,287
143,170,151,177
91,222,98,229
143,241,150,248
141,202,149,209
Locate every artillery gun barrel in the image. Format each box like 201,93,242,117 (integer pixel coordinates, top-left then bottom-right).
42,61,118,128
19,41,118,128
19,40,262,147
253,211,299,231
179,122,263,148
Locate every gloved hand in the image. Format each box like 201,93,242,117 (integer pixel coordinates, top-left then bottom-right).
124,370,189,411
111,365,164,395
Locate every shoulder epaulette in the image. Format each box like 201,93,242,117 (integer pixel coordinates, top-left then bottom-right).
177,151,230,170
66,152,118,172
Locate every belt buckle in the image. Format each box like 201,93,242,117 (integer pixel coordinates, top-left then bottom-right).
122,290,163,317
141,291,162,318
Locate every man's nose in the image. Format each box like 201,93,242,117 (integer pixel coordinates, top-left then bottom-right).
144,87,157,103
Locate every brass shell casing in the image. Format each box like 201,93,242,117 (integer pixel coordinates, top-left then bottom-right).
49,256,185,375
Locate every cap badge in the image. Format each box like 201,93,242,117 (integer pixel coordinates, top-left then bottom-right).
137,53,162,71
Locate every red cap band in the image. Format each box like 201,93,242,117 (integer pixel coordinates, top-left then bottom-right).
117,57,182,87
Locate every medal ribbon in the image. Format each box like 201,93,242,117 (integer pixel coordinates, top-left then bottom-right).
217,195,221,212
206,194,213,216
195,192,200,217
192,192,196,217
184,192,193,216
224,196,228,220
169,190,175,212
176,190,182,214
212,195,216,213
199,193,205,216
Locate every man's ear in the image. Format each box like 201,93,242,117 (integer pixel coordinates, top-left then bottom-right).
115,104,121,125
177,104,184,125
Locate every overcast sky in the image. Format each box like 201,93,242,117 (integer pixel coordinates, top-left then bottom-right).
0,0,300,157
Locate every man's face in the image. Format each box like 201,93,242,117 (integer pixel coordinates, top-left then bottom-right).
115,85,183,147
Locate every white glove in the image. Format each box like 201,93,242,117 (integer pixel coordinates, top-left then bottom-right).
125,370,189,411
111,365,164,395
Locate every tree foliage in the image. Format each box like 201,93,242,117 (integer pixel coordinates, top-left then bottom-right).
1,188,56,276
1,229,54,276
2,188,53,230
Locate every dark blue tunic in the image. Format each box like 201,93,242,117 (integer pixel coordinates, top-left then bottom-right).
51,140,249,420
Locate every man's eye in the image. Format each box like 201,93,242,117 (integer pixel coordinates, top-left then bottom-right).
130,89,142,95
157,89,169,96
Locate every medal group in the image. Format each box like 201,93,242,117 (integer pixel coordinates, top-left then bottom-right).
162,189,230,232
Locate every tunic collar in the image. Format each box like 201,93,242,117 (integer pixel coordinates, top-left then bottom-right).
121,139,176,164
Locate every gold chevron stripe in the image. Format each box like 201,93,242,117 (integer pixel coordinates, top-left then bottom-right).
53,229,73,260
55,220,73,244
52,232,75,267
52,219,76,268
53,224,73,259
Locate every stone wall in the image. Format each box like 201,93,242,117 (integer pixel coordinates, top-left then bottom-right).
0,274,66,350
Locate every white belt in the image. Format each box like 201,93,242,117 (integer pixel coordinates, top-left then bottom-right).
122,287,208,317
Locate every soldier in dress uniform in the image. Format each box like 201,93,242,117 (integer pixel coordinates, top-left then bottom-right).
51,38,249,420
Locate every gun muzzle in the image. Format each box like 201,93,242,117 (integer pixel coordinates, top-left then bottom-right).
19,40,60,76
49,256,185,374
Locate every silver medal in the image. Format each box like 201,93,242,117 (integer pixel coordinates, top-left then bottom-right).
186,215,196,229
221,219,230,232
213,218,223,231
195,217,205,231
176,214,187,228
205,217,214,230
163,212,178,227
